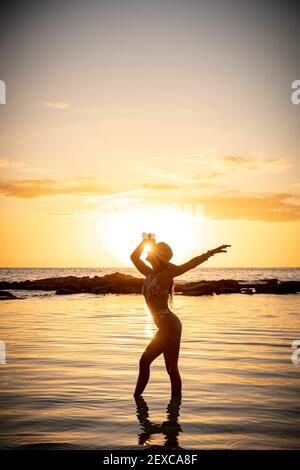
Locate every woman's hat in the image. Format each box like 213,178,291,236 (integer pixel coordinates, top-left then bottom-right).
154,242,173,262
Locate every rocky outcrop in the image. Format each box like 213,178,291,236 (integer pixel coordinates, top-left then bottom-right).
0,272,144,295
176,279,242,296
0,290,19,300
235,279,300,295
0,273,299,297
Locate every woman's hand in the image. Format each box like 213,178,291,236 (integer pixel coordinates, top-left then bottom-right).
142,233,156,247
208,244,231,257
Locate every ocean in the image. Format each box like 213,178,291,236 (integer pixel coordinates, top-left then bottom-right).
0,267,300,449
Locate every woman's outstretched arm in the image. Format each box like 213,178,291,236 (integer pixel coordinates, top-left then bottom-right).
130,238,153,276
167,244,231,278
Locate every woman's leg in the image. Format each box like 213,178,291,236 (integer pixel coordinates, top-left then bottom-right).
163,336,182,397
134,327,173,397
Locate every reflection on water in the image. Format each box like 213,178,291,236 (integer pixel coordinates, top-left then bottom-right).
0,292,300,449
135,396,182,449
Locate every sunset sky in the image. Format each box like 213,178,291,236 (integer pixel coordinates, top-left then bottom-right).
1,0,300,267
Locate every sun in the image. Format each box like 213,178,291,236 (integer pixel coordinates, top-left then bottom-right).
96,203,205,266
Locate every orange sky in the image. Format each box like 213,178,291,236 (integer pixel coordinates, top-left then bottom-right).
1,0,300,267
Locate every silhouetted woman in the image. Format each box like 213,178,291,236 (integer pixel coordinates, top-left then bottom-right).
131,234,231,398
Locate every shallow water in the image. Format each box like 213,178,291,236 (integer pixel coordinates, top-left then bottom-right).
0,293,300,449
1,266,300,284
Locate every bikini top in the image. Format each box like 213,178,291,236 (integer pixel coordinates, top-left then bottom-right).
142,272,171,297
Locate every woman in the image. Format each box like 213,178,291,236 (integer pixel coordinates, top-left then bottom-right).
130,234,231,398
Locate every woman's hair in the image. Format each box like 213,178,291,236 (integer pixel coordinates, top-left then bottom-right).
154,241,175,307
168,279,175,308
153,256,175,308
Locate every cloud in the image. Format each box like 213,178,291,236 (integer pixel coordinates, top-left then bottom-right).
141,183,179,190
220,155,290,171
262,158,290,169
183,192,300,222
0,177,111,198
221,155,253,164
131,188,300,222
290,182,300,193
0,158,44,173
185,155,291,185
0,158,27,169
2,175,299,223
45,210,95,217
144,154,290,190
42,101,69,109
193,171,226,181
145,168,198,185
147,169,180,180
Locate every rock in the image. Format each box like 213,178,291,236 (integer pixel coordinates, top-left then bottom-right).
55,288,79,295
0,290,18,300
238,279,300,295
178,287,215,296
241,288,255,295
260,278,280,285
214,279,241,294
279,281,300,293
176,281,215,296
177,279,241,296
0,274,299,297
90,287,106,295
255,283,299,294
217,286,240,294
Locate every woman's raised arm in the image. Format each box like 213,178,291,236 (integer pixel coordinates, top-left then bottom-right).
167,244,231,278
130,239,153,276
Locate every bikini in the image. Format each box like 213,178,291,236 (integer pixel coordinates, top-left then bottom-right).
142,272,173,320
142,272,182,354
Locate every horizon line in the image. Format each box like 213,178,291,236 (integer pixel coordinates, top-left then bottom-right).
1,266,300,270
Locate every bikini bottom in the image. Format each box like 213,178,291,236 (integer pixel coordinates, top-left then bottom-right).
151,309,182,335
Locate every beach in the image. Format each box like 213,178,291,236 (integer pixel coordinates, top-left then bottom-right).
0,267,300,449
